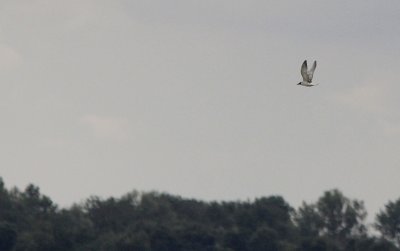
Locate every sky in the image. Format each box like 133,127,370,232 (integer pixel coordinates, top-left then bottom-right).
1,0,400,221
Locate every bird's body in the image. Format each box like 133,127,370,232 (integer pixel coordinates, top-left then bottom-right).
298,81,316,87
298,60,317,87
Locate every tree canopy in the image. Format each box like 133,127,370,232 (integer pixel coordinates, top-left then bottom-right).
376,198,400,247
0,177,398,251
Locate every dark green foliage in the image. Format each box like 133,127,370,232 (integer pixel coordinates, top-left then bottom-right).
248,226,279,251
295,189,368,249
0,222,17,251
376,198,400,247
149,228,178,251
223,229,249,250
296,203,323,237
116,231,151,251
344,237,399,251
0,177,399,251
316,190,367,239
298,237,331,251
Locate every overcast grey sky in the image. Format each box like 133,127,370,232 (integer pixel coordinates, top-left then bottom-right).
1,0,400,219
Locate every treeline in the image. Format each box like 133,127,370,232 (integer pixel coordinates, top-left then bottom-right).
0,178,400,251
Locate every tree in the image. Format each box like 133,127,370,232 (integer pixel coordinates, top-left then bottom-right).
223,229,249,251
52,206,94,250
84,193,138,233
1,176,399,251
295,202,323,237
376,198,400,247
21,184,56,216
248,226,279,251
115,231,151,251
317,190,366,239
0,222,17,251
149,228,179,251
176,225,216,251
295,189,367,248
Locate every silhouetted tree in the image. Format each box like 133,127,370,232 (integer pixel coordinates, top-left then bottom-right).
248,226,279,251
376,198,400,247
295,189,367,249
0,222,17,251
295,202,323,237
0,177,399,251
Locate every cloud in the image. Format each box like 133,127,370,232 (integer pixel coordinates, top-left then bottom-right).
332,67,400,115
81,115,130,141
63,0,129,30
0,0,128,33
332,73,400,137
0,44,22,70
380,120,400,136
334,84,385,113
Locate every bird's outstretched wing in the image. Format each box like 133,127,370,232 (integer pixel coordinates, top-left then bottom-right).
307,60,317,81
301,60,308,81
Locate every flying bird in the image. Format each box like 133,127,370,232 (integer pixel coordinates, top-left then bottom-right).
298,60,318,87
